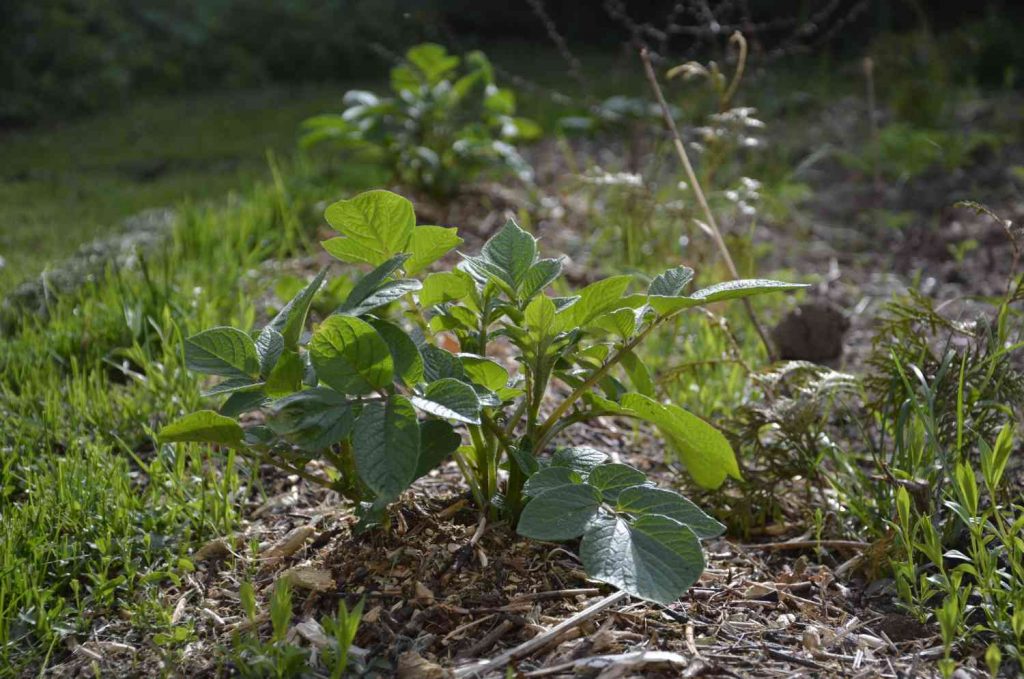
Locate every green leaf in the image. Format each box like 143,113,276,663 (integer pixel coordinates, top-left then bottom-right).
267,388,354,450
516,484,602,541
648,266,694,297
416,419,462,478
338,254,411,314
264,269,326,350
159,411,244,447
202,377,262,398
310,316,394,395
220,391,269,418
420,271,474,307
587,464,649,503
519,258,563,301
557,275,633,329
185,327,259,379
370,320,424,387
410,378,481,424
353,395,420,500
323,190,416,266
524,294,556,337
264,350,306,398
338,279,421,317
620,350,655,397
581,512,705,605
461,219,537,292
550,447,608,474
406,226,464,275
405,43,460,86
459,355,508,391
522,466,580,498
688,279,806,304
422,345,466,382
256,328,285,377
615,485,725,538
620,394,740,489
591,307,641,339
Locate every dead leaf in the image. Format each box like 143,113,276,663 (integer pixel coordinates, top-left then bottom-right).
280,566,334,592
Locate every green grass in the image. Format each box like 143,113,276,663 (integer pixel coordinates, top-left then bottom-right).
0,84,353,294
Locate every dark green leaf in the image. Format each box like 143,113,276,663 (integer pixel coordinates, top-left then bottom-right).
550,447,609,474
264,269,326,350
587,464,649,503
370,319,424,387
516,484,602,541
415,419,462,478
410,378,481,424
648,266,694,297
185,327,259,379
522,466,579,498
353,395,420,500
616,485,725,538
267,388,354,450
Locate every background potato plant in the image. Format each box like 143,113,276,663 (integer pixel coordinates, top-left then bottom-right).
160,188,801,604
300,44,539,199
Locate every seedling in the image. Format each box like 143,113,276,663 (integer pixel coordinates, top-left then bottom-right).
161,189,804,604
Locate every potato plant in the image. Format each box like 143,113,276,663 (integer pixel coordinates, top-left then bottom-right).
301,44,539,199
160,189,803,604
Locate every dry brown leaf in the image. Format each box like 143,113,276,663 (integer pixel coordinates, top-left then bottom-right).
280,566,334,592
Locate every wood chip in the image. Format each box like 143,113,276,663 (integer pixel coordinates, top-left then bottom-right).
279,566,334,592
261,525,315,567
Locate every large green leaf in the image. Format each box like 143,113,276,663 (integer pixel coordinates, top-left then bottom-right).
620,393,740,489
519,258,563,301
581,512,705,605
158,410,244,447
522,466,580,498
422,345,466,382
370,320,424,387
338,254,411,315
458,355,508,391
185,327,259,379
550,447,608,474
406,226,463,275
587,464,649,503
616,485,725,538
255,327,285,377
338,279,421,317
352,395,420,500
263,269,326,350
557,275,633,329
309,316,394,395
323,190,416,266
516,484,602,541
266,388,354,450
461,219,537,292
263,350,305,398
420,271,474,307
410,378,481,424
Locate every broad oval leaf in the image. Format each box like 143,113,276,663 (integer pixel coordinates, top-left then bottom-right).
550,446,609,474
459,354,508,391
581,512,705,605
410,378,481,424
370,319,425,387
516,484,602,541
353,394,420,500
310,316,394,395
406,225,464,275
587,464,649,503
556,275,633,330
615,485,725,538
522,466,580,498
159,410,244,447
185,327,259,379
420,271,474,307
323,190,416,266
415,419,462,478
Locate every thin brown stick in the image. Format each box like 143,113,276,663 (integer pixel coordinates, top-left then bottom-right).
640,47,776,361
453,590,628,677
741,539,870,551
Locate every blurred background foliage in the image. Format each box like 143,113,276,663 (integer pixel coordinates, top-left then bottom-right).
2,0,1023,127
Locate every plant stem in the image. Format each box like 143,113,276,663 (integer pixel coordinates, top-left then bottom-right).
639,47,775,361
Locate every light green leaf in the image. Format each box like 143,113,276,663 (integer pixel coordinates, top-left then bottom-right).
524,294,556,337
557,275,633,329
459,355,508,391
519,258,563,301
420,271,474,307
353,394,420,499
159,410,244,447
410,378,481,424
309,316,394,395
587,464,649,503
581,512,705,605
620,394,740,489
516,484,602,541
185,327,259,380
264,269,326,350
405,43,460,86
620,350,655,397
263,350,305,398
267,388,354,450
616,485,725,538
370,319,424,387
323,190,416,266
688,279,806,304
406,226,464,275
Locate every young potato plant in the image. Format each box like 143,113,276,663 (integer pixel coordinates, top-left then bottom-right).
160,189,803,604
301,43,539,199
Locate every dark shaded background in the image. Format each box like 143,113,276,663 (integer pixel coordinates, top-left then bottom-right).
2,0,1022,126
